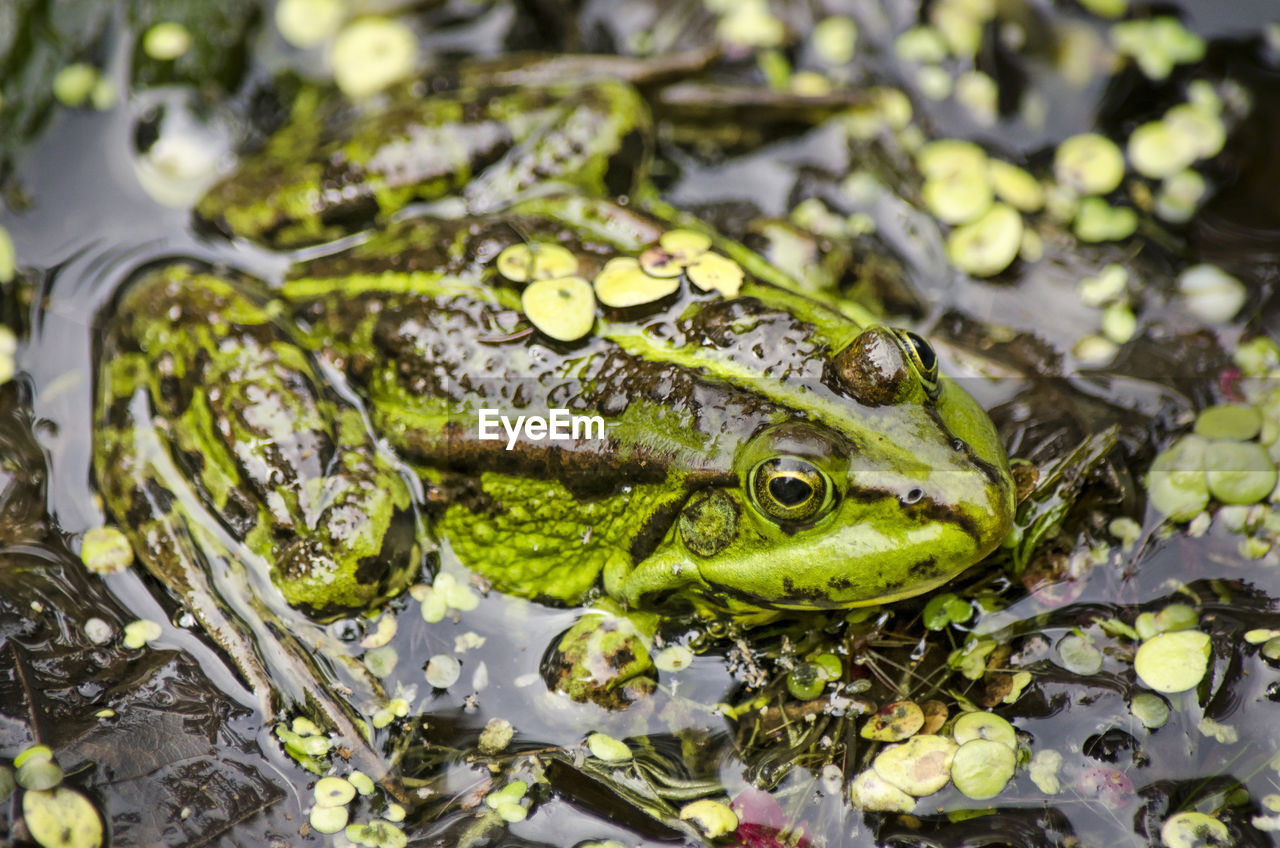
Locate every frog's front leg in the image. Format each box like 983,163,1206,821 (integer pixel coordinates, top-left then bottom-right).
542,598,660,708
95,263,426,781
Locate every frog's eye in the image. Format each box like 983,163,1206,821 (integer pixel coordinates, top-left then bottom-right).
748,456,835,525
892,329,940,394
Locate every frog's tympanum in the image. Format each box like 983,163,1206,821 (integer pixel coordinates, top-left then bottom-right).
94,69,1015,763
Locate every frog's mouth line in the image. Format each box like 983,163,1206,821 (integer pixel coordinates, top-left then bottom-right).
692,562,971,612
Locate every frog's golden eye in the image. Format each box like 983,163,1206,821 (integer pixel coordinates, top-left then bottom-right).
748,456,835,525
892,329,940,395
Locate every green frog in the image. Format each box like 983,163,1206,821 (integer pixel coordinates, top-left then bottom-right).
93,66,1014,775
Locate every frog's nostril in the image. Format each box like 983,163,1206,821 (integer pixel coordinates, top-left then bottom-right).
903,488,924,504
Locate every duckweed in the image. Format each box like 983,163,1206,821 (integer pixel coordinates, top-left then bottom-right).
657,229,711,263
1156,169,1208,224
946,203,1022,276
922,166,993,224
1130,692,1171,729
955,71,998,124
638,246,685,278
1160,811,1230,848
1128,120,1198,179
348,771,376,795
812,16,858,65
1148,435,1211,520
895,26,949,63
424,654,461,688
346,821,408,848
653,644,694,672
951,739,1016,800
331,17,417,99
1178,265,1246,324
315,776,356,807
849,769,916,812
310,804,349,834
1078,0,1127,18
52,64,99,108
1134,630,1211,693
924,592,973,629
873,734,957,796
987,160,1044,212
80,526,133,574
594,258,678,308
0,225,14,282
1101,303,1137,344
1165,104,1226,160
716,0,785,49
952,711,1016,750
586,732,632,762
122,618,162,649
1054,133,1125,195
916,66,953,101
1073,197,1138,242
812,652,842,680
917,139,987,178
678,799,738,837
861,701,925,741
1029,749,1063,794
23,787,103,848
483,779,528,822
276,0,346,48
496,243,578,282
786,662,827,700
1205,442,1277,504
1078,265,1128,307
1057,633,1103,675
1196,404,1263,442
686,252,744,297
1111,17,1205,81
522,276,596,342
83,618,112,644
15,745,62,792
1074,333,1119,363
419,572,479,622
143,22,192,60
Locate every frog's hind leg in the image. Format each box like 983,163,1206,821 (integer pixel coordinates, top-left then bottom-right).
94,262,422,786
463,80,653,215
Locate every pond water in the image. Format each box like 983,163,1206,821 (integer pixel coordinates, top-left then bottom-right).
3,1,1280,846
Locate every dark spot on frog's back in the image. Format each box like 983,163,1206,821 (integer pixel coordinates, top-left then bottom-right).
909,557,937,577
354,504,422,588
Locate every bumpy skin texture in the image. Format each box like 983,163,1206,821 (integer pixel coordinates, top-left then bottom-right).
96,74,1016,716
282,200,1015,613
197,80,651,248
97,267,419,617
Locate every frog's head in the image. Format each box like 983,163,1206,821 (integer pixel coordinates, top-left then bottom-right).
612,326,1015,612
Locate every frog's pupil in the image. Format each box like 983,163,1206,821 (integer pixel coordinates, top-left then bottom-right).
906,331,937,372
769,475,813,507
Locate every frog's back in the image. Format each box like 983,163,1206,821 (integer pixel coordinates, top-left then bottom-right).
282,203,1014,608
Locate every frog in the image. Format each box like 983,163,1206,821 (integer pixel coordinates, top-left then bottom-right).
93,62,1015,776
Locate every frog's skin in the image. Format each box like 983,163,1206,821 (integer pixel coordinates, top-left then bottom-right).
95,71,1015,743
